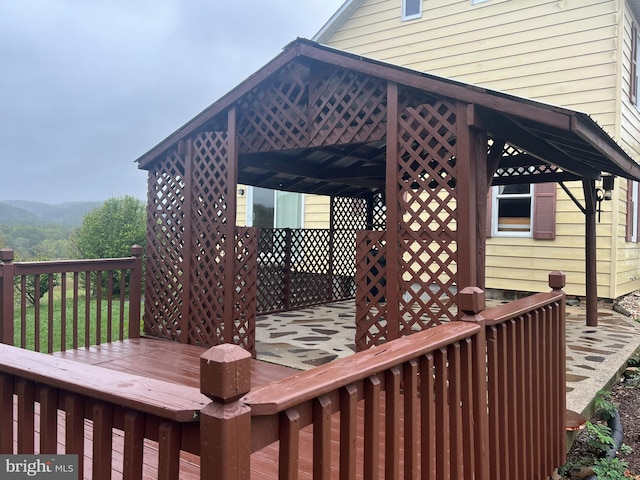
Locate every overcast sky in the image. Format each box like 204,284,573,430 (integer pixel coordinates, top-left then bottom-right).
0,0,345,203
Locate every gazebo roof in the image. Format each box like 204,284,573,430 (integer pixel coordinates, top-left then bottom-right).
136,38,640,198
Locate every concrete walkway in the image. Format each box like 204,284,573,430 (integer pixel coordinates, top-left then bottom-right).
255,300,640,416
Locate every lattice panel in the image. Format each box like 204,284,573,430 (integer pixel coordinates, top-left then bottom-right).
233,227,258,356
256,228,288,313
396,100,459,331
143,149,186,341
330,196,366,298
310,67,387,147
187,132,229,347
355,231,388,351
371,192,386,230
237,62,309,153
492,141,561,180
332,196,368,231
288,229,331,308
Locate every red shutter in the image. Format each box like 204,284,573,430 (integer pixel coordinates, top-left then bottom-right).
631,23,638,105
486,190,492,238
533,183,556,240
626,179,634,242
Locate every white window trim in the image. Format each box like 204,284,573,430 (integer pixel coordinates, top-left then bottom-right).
401,0,422,21
491,185,534,238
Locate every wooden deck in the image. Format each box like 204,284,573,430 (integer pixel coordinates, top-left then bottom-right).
51,337,298,390
11,338,299,479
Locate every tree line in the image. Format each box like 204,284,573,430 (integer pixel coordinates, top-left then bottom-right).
0,196,146,261
0,196,146,303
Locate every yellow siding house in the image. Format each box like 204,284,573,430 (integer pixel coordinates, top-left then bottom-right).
312,0,640,299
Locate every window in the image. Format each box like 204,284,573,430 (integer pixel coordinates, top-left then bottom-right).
402,0,422,21
246,187,303,228
470,0,490,4
631,22,639,105
492,184,533,236
488,183,556,239
626,180,640,242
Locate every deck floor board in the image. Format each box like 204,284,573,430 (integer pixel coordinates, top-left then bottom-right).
11,338,301,479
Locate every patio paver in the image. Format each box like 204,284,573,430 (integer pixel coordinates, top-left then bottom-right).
255,300,640,415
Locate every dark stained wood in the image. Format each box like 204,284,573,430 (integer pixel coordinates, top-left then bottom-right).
92,402,114,479
16,379,35,453
39,386,58,453
583,178,599,326
51,338,296,390
384,80,400,341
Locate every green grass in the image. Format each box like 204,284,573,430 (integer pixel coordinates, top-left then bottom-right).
13,290,142,353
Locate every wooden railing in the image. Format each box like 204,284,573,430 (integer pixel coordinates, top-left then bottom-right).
199,272,567,479
0,343,207,479
0,268,567,479
0,246,143,352
475,271,567,480
200,321,491,480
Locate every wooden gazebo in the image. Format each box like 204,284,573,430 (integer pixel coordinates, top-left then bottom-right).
136,38,640,348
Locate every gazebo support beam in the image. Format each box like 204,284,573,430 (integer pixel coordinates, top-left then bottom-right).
583,178,598,326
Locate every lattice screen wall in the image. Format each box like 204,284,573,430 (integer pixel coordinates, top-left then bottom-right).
144,133,256,352
355,94,461,350
396,99,459,331
144,149,186,342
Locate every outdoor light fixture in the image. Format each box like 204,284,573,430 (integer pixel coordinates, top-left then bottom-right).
595,175,615,222
602,175,614,200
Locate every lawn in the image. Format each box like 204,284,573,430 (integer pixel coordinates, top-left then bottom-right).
13,275,142,352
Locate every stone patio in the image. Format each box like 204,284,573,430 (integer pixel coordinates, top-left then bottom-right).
255,299,640,416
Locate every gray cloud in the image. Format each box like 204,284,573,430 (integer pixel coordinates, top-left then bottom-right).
0,0,343,202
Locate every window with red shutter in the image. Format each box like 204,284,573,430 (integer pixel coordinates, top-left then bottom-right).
488,183,556,239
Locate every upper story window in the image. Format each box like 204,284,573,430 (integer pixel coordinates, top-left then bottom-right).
631,23,639,105
402,0,422,21
470,0,490,4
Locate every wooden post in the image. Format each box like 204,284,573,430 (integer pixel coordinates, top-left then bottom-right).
385,81,400,340
0,249,15,345
223,107,239,344
583,179,598,326
548,271,567,465
456,103,479,292
200,344,252,480
284,228,292,311
458,287,490,480
128,245,143,339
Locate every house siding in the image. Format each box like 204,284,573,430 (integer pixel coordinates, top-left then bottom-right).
614,2,640,297
322,0,640,298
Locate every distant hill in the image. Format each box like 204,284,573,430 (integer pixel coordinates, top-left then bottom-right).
0,200,103,226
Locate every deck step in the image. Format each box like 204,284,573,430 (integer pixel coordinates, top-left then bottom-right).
566,409,587,431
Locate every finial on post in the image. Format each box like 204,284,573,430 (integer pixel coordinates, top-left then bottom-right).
0,249,14,263
459,287,485,317
548,271,566,291
200,344,252,403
